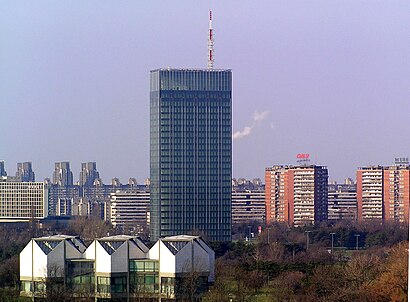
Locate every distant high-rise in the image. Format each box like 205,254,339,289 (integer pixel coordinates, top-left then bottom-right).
79,162,100,187
328,182,357,221
150,68,232,241
265,165,328,226
109,190,150,232
231,189,265,225
0,161,6,177
16,162,35,182
53,162,73,186
357,164,410,223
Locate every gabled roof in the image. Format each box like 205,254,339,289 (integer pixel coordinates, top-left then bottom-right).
160,235,211,256
34,235,85,255
36,240,60,255
99,240,124,255
35,235,77,240
98,235,135,241
162,235,200,242
97,235,148,255
162,241,189,255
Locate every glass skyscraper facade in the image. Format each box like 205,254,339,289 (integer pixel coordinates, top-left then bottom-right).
150,69,232,241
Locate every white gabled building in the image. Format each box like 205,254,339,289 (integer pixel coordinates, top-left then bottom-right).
20,235,86,293
84,235,149,300
149,235,215,283
20,234,215,301
85,235,148,274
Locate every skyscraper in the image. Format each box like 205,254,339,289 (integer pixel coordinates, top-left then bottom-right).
265,165,328,226
150,69,232,241
79,162,100,187
16,162,35,182
0,161,6,177
53,162,74,186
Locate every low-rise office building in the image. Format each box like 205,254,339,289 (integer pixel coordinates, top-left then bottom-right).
20,234,214,301
20,235,87,294
0,181,48,222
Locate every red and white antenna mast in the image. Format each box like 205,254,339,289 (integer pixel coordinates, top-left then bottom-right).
208,10,214,69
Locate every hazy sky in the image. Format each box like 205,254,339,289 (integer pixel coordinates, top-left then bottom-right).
1,1,409,183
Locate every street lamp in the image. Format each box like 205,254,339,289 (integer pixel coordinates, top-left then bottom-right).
305,230,311,251
330,232,335,254
355,234,360,250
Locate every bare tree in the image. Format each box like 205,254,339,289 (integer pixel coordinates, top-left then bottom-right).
343,254,381,289
36,263,73,302
177,258,208,302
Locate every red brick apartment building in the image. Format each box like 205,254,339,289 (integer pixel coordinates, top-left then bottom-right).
357,164,410,223
265,165,328,226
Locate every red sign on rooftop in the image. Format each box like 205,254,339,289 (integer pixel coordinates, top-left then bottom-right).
296,153,310,159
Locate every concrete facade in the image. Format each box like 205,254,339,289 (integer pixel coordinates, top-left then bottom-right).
265,165,328,226
357,165,410,223
20,234,214,301
0,181,48,222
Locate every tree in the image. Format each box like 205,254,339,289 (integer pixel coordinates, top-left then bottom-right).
177,259,208,302
35,263,74,302
68,216,114,243
269,271,305,302
305,265,345,300
0,256,19,289
371,242,408,301
343,254,381,289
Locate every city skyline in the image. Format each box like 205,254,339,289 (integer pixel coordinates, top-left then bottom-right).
1,1,409,183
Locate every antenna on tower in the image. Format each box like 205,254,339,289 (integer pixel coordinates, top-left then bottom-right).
208,10,214,69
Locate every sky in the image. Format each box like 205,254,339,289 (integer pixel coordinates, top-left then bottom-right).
1,1,409,184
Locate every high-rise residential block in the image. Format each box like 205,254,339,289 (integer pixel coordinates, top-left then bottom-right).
265,165,328,226
16,162,35,182
328,181,357,221
79,162,100,187
357,166,383,221
150,69,232,241
231,189,265,225
357,164,410,223
109,190,150,233
53,162,74,186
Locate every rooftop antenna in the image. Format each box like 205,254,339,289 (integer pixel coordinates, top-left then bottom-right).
208,10,214,69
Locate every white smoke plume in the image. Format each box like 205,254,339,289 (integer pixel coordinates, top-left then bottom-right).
233,110,270,140
233,126,253,140
253,110,270,125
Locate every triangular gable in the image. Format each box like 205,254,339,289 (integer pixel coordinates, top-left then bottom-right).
194,238,212,254
163,240,188,255
98,240,125,255
35,240,61,255
129,238,148,254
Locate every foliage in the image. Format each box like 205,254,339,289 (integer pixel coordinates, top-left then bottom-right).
0,289,31,302
204,221,409,302
0,220,408,301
